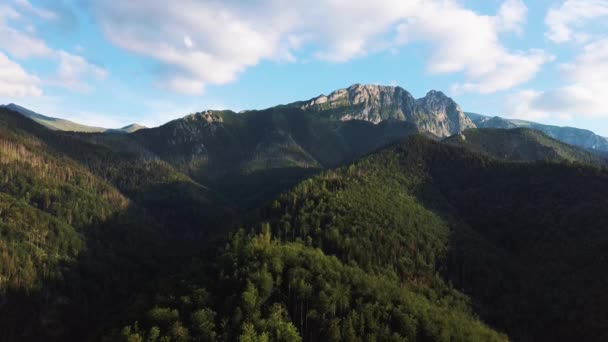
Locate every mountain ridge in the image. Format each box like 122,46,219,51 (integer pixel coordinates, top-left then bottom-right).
1,94,608,341
443,127,608,166
466,111,608,152
0,103,145,133
296,83,475,137
6,84,608,154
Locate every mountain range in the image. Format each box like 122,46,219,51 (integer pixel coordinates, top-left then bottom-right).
5,84,607,155
466,112,608,152
0,103,146,133
1,84,607,342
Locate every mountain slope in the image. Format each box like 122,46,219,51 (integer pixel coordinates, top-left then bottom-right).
0,103,145,133
112,134,608,341
0,107,170,341
115,228,506,342
296,84,475,137
255,135,608,341
130,107,419,207
4,86,608,341
466,111,608,152
443,128,607,165
0,107,237,341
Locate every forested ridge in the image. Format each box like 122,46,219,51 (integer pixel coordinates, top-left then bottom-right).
0,108,232,341
1,105,608,341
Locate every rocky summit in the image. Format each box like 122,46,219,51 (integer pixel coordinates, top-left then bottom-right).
300,84,476,137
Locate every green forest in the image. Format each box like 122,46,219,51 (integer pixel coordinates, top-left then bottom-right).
1,106,607,341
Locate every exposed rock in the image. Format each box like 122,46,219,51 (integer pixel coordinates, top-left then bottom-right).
300,84,475,137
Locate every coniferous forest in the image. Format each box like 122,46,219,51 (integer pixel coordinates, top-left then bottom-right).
1,93,608,342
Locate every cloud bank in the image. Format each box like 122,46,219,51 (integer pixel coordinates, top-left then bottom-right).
0,0,106,98
507,0,608,121
91,0,544,94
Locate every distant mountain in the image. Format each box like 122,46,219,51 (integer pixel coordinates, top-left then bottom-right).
466,112,608,152
294,84,475,137
0,103,145,133
108,123,147,133
443,128,607,165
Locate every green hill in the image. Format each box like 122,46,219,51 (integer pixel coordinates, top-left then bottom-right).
465,112,608,152
2,92,608,341
0,103,145,133
128,108,418,208
443,128,607,165
0,107,236,341
111,134,608,342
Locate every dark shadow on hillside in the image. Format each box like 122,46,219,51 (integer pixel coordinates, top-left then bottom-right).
400,140,608,342
126,180,238,237
0,201,225,342
214,167,322,210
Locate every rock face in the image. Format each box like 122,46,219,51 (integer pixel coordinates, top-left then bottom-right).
300,84,476,137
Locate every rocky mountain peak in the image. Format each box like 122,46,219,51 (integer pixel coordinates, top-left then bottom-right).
183,111,224,125
299,84,475,137
417,90,458,111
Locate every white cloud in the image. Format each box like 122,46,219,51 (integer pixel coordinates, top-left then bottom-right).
505,38,608,120
13,0,56,20
51,50,107,91
496,0,528,33
0,24,53,58
0,5,19,23
91,0,544,95
183,36,193,49
0,4,107,93
546,0,608,43
396,0,549,93
162,77,204,95
0,51,41,97
451,50,553,94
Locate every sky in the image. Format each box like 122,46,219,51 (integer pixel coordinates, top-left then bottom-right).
1,0,608,136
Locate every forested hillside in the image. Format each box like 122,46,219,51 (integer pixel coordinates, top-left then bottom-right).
111,135,608,342
443,128,607,165
0,108,172,341
0,107,237,341
2,97,608,342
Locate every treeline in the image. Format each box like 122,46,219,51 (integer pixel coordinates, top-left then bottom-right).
114,228,506,342
0,109,185,341
112,135,608,342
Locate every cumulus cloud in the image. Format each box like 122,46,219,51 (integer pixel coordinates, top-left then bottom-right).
546,0,608,43
13,0,56,20
506,38,608,120
0,3,106,94
51,51,108,91
0,5,19,23
0,24,52,59
496,0,529,33
0,51,42,97
509,1,608,121
90,0,544,95
395,0,550,94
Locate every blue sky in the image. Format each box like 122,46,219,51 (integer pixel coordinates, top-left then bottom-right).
1,0,608,136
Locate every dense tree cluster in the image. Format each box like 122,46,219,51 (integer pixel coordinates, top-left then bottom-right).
2,106,608,341
115,228,505,342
